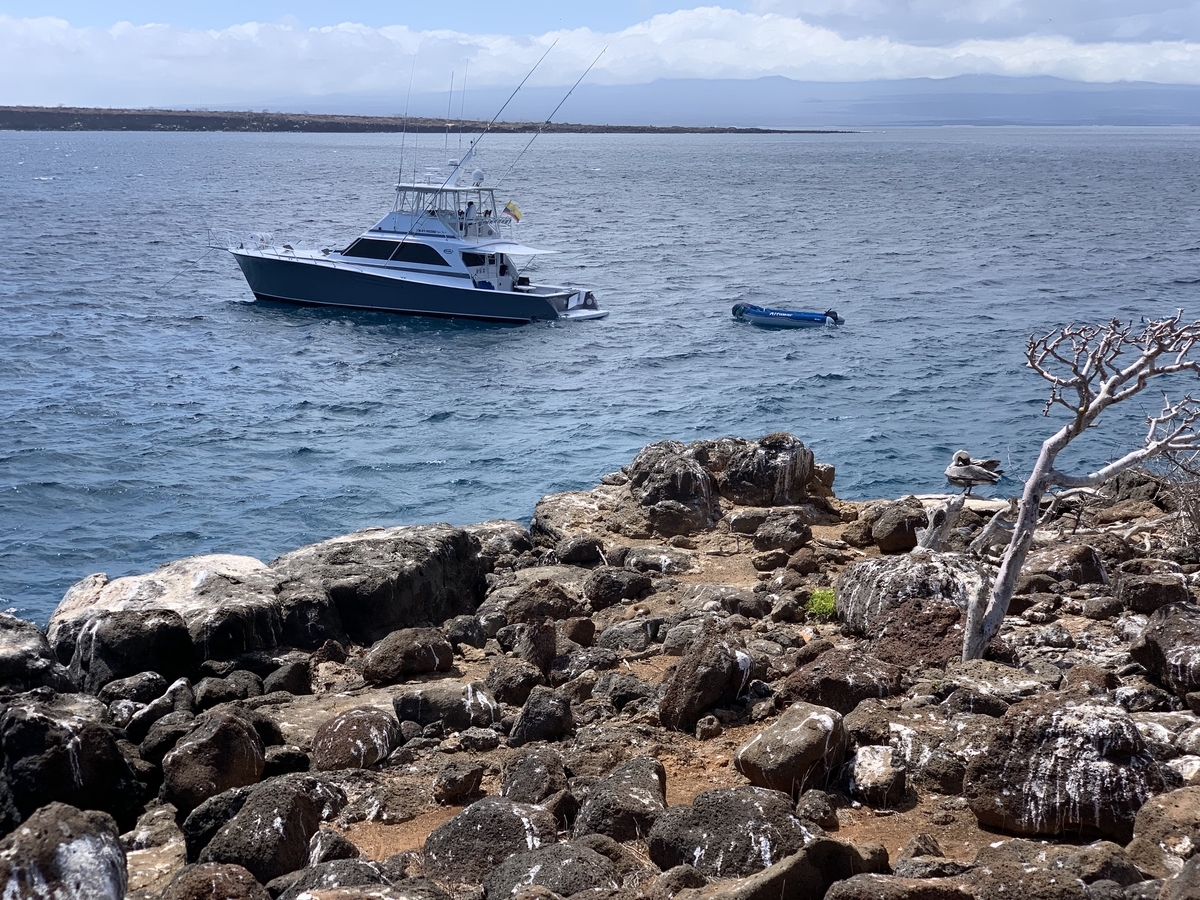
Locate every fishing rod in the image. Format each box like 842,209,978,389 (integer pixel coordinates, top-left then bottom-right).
496,45,607,189
391,41,559,245
397,57,417,187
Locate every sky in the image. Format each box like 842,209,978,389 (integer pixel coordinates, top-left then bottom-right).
1,1,1198,110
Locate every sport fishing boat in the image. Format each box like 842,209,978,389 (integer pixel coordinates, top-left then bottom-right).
229,154,606,324
732,303,844,329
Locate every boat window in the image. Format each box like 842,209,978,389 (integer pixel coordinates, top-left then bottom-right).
390,241,451,267
342,238,397,260
461,252,486,268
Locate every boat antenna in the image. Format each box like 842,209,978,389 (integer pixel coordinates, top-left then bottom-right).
397,56,416,188
496,45,606,189
444,71,454,156
458,60,468,156
391,41,559,245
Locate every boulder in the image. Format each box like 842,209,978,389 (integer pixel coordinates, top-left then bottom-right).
199,774,346,884
422,796,558,884
161,862,269,900
48,556,292,665
625,546,697,574
362,627,454,685
826,875,974,900
573,757,667,842
583,567,652,610
709,433,817,507
392,681,499,732
871,504,928,554
263,659,311,696
1126,786,1200,878
312,706,400,771
510,686,574,746
432,759,484,804
1118,575,1190,614
99,671,169,706
734,701,848,798
0,613,70,692
485,658,546,705
162,710,265,813
270,524,490,646
963,694,1165,842
67,609,196,693
782,649,902,714
502,578,588,623
483,842,621,898
0,802,127,900
502,749,570,804
659,625,750,731
849,746,906,808
1131,602,1200,697
835,553,991,667
648,786,811,879
0,700,144,828
625,440,720,534
273,860,392,899
752,512,813,554
556,533,606,565
597,619,658,653
1022,544,1107,588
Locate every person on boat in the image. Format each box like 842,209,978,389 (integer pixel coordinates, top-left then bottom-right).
464,201,477,232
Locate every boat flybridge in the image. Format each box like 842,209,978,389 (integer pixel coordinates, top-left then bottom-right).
229,163,606,324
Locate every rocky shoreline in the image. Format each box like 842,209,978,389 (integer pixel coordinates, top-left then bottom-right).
2,432,1198,900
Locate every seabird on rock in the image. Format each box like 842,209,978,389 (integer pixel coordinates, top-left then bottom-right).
945,449,1003,495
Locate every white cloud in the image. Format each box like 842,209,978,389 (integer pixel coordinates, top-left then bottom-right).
2,7,1198,109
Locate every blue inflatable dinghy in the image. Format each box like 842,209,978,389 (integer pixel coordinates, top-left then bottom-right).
732,303,844,329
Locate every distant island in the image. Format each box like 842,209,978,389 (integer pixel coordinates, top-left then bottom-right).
0,106,844,134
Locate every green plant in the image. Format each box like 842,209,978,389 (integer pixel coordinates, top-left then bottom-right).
805,588,836,622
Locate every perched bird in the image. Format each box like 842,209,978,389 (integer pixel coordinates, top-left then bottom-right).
945,450,1003,495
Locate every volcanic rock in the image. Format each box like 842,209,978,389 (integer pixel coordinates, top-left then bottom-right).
573,757,667,842
162,710,265,813
312,706,399,771
1131,602,1200,697
392,681,499,732
422,796,558,884
362,627,454,685
659,625,750,730
0,613,71,692
734,701,848,798
483,842,621,898
0,802,127,900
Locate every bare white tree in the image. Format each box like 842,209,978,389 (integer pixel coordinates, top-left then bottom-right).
962,312,1200,660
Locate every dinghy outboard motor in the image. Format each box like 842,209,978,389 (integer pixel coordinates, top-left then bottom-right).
824,309,844,325
732,303,746,321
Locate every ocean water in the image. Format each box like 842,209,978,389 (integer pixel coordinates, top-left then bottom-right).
2,127,1198,624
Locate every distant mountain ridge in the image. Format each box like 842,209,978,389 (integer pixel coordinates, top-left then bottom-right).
258,75,1200,128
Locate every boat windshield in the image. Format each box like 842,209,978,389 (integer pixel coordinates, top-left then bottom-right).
387,186,509,239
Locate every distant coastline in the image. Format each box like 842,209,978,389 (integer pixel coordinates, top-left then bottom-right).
0,106,845,134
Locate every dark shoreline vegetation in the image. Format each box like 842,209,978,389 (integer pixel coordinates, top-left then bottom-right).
0,105,847,134
2,432,1200,898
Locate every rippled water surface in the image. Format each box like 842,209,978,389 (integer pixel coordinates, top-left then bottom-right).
2,127,1199,622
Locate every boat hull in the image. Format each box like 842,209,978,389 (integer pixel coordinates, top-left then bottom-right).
232,251,588,324
732,303,841,329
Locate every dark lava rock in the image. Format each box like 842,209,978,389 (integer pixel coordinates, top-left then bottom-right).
485,657,546,705
432,759,484,804
1023,544,1107,588
596,619,657,652
181,786,251,863
269,523,489,647
0,613,71,693
711,433,817,507
99,671,168,706
484,841,621,898
796,789,839,830
0,802,126,900
826,874,975,900
573,757,667,842
594,672,658,711
66,608,196,693
161,862,269,900
584,566,652,611
126,677,195,743
422,795,558,884
1118,574,1190,614
0,700,144,828
505,578,588,623
556,533,606,566
263,659,312,695
275,859,390,900
312,706,400,771
659,624,749,731
753,512,814,554
392,681,499,732
648,785,811,878
309,828,361,864
163,710,265,813
362,627,454,685
262,745,310,779
625,440,721,534
199,773,346,884
871,504,928,554
1126,786,1200,878
1131,602,1200,697
502,748,569,804
963,694,1165,843
141,710,196,765
734,701,848,798
444,615,486,650
849,745,907,808
782,648,902,714
510,686,574,746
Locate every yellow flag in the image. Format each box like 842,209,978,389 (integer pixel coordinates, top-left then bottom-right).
503,200,522,222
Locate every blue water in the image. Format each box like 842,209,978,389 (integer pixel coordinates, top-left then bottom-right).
2,127,1198,624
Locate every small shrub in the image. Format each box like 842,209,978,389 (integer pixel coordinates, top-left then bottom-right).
805,588,836,622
